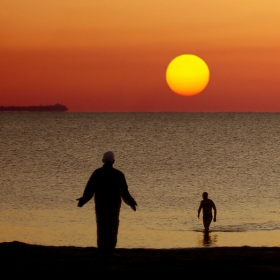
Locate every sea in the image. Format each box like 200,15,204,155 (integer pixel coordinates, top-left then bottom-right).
1,112,280,248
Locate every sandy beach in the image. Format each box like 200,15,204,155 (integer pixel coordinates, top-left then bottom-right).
1,241,280,276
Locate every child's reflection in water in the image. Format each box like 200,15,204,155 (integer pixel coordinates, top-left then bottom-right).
202,231,218,246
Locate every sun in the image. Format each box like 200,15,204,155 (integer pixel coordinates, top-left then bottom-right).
166,54,210,96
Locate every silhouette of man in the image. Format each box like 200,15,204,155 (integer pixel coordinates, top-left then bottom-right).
198,192,217,232
77,151,137,254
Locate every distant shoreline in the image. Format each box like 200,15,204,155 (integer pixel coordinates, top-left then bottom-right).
0,104,68,112
1,241,280,276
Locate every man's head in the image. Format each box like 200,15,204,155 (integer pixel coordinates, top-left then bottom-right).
202,192,208,199
102,151,115,164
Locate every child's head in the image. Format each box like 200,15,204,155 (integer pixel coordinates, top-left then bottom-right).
202,192,208,199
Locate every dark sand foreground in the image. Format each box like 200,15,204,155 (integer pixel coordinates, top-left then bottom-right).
1,241,280,276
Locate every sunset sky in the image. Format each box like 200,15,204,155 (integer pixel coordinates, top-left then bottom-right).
1,1,280,112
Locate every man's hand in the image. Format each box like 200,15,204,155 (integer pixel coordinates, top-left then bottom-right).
197,214,200,219
130,201,138,211
76,198,83,207
213,217,216,222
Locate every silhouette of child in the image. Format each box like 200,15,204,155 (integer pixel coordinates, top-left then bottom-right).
198,192,217,232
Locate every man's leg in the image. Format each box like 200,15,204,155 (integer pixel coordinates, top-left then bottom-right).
107,217,119,250
96,215,119,252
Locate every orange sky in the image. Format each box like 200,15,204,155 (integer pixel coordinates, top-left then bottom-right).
1,1,280,112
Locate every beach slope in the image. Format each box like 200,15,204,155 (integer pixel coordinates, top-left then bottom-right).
1,241,280,276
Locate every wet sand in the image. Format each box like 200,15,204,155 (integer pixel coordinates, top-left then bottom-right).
1,241,280,276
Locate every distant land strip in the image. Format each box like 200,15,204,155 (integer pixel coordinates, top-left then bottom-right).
0,104,68,112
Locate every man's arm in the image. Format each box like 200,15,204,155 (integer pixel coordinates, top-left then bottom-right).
119,173,137,211
77,173,96,207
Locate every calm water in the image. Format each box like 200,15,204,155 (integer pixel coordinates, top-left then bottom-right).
1,112,280,248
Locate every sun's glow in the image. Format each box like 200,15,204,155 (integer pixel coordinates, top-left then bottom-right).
166,54,210,96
